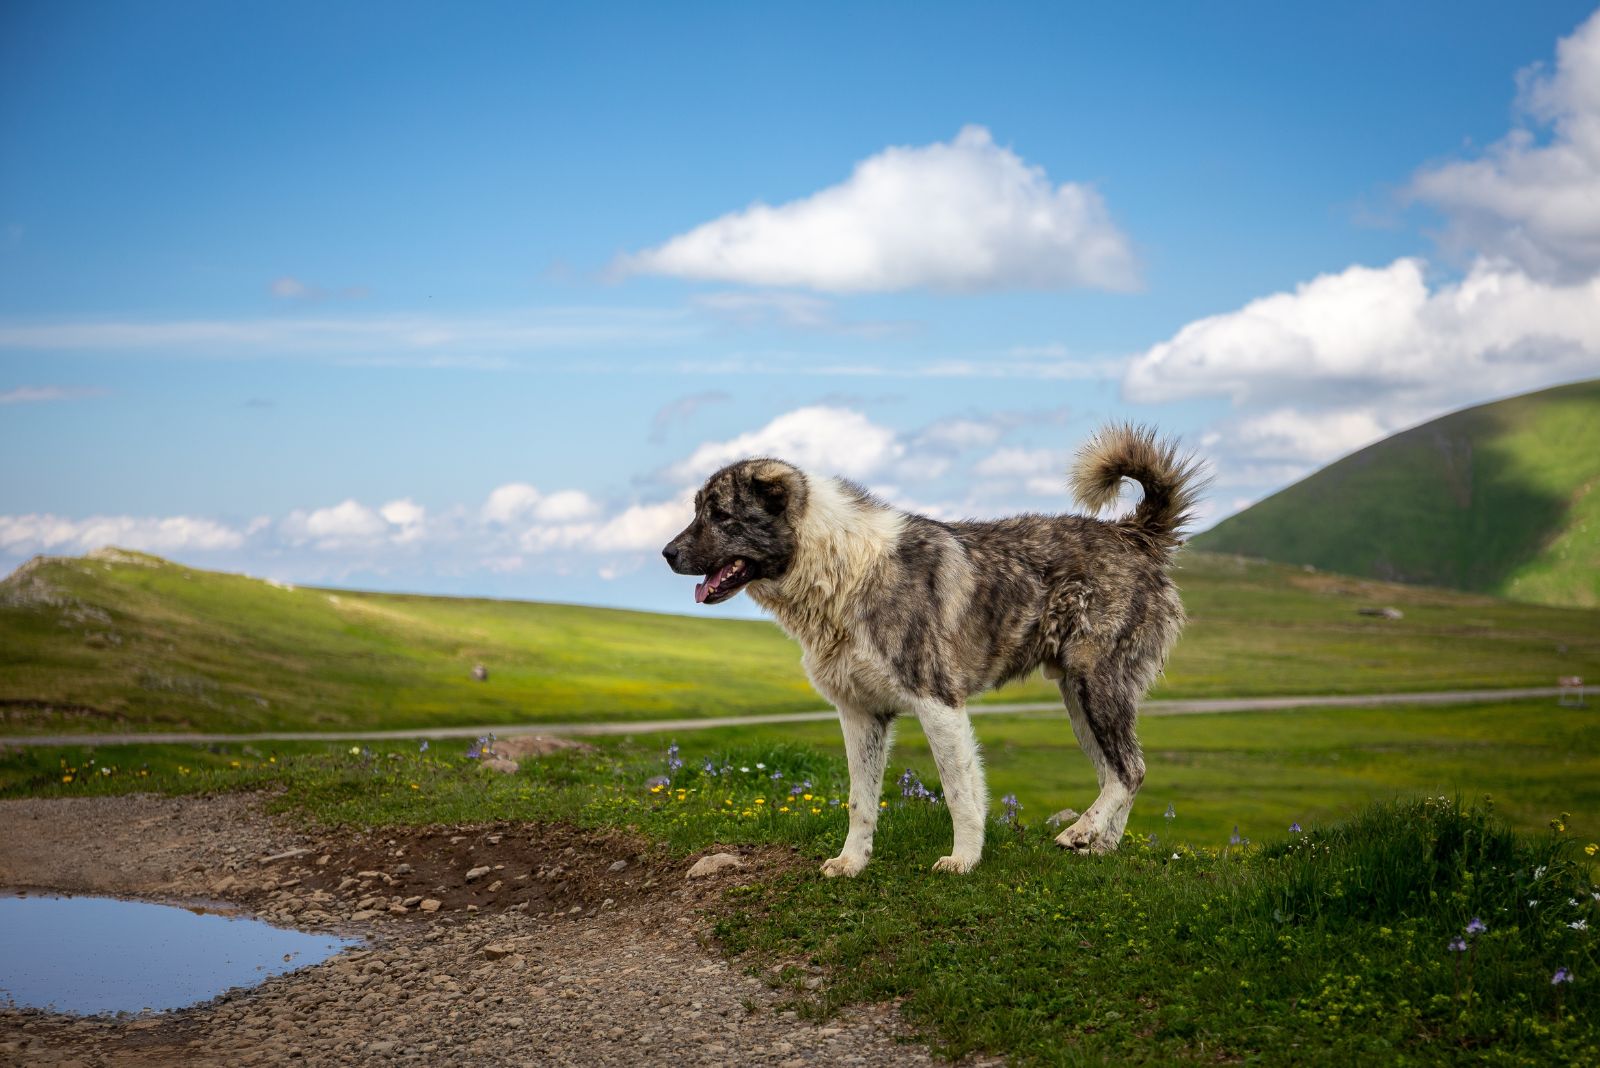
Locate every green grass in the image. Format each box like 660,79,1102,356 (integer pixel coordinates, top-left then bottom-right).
1194,378,1600,608
4,548,1598,736
2,703,1595,1066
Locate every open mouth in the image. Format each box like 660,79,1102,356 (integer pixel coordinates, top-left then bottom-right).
695,559,752,604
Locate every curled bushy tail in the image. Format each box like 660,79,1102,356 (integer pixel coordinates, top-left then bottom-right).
1070,424,1207,554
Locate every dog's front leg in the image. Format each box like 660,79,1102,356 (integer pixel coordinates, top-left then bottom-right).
822,708,892,878
915,701,986,874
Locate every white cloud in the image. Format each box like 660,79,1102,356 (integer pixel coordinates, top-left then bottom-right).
1124,257,1600,407
916,418,1003,450
618,125,1137,293
649,390,731,442
482,483,600,525
281,500,391,550
666,405,904,482
1409,9,1600,279
1228,407,1393,465
0,514,245,555
972,446,1071,497
380,498,428,544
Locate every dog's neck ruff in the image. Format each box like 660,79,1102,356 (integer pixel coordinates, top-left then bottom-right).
749,475,903,652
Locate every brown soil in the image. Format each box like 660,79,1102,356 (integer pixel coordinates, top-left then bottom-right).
0,793,979,1066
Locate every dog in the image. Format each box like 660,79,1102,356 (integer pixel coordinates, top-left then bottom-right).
662,424,1202,876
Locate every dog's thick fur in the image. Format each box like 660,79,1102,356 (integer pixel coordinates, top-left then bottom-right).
663,424,1203,875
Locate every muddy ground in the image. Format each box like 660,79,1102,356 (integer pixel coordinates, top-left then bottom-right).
0,793,976,1066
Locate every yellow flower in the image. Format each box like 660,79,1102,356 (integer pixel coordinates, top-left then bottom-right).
811,807,821,814
230,760,241,769
349,746,360,755
779,806,790,813
268,756,276,764
724,799,732,805
755,798,765,805
61,774,73,783
802,794,813,801
880,800,888,808
650,784,663,793
409,783,420,790
1587,843,1598,856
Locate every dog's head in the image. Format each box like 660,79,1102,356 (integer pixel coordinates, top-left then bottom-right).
662,459,806,605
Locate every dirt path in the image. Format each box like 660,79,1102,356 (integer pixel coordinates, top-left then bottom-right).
1,686,1575,748
0,794,967,1066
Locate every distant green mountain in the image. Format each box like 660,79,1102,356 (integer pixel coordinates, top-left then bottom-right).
1193,380,1600,607
4,548,1598,735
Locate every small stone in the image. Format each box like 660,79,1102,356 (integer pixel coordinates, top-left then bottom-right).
395,863,413,875
465,866,491,882
350,910,381,921
607,860,628,873
479,756,520,775
402,896,423,908
419,899,442,913
486,835,502,845
486,880,503,894
1046,807,1081,827
210,875,239,893
686,853,745,879
482,944,512,961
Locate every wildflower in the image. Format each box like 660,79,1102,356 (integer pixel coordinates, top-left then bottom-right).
811,807,821,814
667,743,683,774
1571,919,1589,931
1551,967,1572,985
103,766,114,775
1289,822,1302,834
755,763,766,770
830,798,840,806
409,783,419,790
349,746,361,756
418,740,429,753
1229,825,1242,846
880,800,888,808
739,766,750,773
789,784,803,798
646,775,669,792
1448,938,1468,953
1164,803,1175,820
1001,794,1020,824
779,806,789,813
1171,853,1181,860
770,770,783,781
61,774,73,783
802,780,813,790
755,798,765,805
703,758,716,775
802,793,813,801
1529,900,1540,908
1466,917,1487,935
1534,865,1548,879
1586,843,1597,857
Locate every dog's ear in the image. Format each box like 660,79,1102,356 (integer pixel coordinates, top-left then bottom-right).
748,464,798,517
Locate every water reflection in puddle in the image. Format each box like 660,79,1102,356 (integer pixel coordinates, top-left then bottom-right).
0,892,360,1016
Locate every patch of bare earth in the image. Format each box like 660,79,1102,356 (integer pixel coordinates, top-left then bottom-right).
0,793,977,1066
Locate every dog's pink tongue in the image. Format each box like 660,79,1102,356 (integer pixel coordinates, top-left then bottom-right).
694,579,709,604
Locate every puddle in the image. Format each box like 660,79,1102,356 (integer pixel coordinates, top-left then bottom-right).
0,892,360,1016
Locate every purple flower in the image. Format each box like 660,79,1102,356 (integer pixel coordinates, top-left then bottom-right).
666,743,684,774
770,770,782,781
1289,822,1302,834
789,784,804,798
1229,825,1243,846
418,740,429,753
1000,794,1020,824
1164,803,1175,820
645,775,670,789
1551,967,1573,985
702,758,716,775
1447,938,1468,953
898,769,919,797
465,734,493,759
1466,917,1486,935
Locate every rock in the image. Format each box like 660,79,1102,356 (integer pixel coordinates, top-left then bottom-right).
465,866,492,882
395,863,413,875
471,663,488,682
607,860,628,873
482,944,512,961
686,853,745,879
350,910,381,921
491,734,594,760
1046,807,1080,827
486,880,503,893
419,899,442,913
209,875,239,893
402,896,423,908
479,756,520,775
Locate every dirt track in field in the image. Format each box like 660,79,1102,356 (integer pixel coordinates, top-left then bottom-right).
0,793,980,1066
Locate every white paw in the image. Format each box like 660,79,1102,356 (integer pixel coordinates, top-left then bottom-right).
932,853,979,874
1054,820,1119,855
820,853,868,878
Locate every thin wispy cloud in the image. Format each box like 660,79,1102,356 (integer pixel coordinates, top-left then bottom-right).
0,385,107,405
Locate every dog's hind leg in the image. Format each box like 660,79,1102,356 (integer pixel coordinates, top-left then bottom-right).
822,708,895,878
914,701,987,874
1054,676,1144,854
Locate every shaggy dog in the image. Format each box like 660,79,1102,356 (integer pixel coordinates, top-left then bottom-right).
662,425,1203,876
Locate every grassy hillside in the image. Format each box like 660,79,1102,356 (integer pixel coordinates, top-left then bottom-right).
2,547,1598,735
1194,379,1600,607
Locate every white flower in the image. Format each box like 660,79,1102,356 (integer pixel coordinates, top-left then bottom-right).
1530,900,1540,907
1534,865,1547,879
756,763,766,770
1171,853,1180,860
1572,919,1589,931
739,766,750,773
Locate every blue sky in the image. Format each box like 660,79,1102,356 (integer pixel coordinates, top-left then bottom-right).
3,1,1599,614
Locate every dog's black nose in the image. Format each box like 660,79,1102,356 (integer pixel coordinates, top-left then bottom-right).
662,545,680,569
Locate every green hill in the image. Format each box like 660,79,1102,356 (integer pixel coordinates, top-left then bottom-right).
1193,379,1600,607
3,547,1597,735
